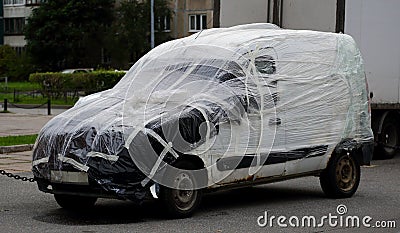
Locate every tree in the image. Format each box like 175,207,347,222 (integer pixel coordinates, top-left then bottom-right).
109,0,171,67
0,45,16,78
24,0,115,71
0,45,34,81
24,0,171,71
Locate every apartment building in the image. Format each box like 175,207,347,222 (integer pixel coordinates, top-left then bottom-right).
1,0,215,49
0,1,4,44
168,0,214,38
1,0,44,54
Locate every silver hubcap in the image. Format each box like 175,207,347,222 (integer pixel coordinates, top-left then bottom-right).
172,173,197,211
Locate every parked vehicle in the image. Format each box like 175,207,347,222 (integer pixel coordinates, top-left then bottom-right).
32,24,373,218
61,68,94,74
345,0,400,159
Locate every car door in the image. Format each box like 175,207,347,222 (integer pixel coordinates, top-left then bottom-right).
207,54,286,186
280,74,351,175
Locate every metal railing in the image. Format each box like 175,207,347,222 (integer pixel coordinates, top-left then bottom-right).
2,98,52,115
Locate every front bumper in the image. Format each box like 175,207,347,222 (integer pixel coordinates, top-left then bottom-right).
33,147,152,203
36,177,121,199
35,170,152,203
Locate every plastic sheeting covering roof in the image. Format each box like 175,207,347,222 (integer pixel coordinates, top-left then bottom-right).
32,23,373,201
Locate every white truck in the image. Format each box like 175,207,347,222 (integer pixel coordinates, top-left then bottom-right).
345,0,400,159
243,0,400,159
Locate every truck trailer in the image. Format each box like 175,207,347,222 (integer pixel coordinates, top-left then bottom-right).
344,0,400,159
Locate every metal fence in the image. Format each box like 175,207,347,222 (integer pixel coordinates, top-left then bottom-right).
2,98,52,115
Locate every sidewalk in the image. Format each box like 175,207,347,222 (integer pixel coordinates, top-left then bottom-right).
0,108,66,136
0,150,32,173
2,106,68,116
0,108,67,173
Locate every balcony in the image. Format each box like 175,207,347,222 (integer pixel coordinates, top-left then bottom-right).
3,0,46,7
3,0,25,6
26,0,47,6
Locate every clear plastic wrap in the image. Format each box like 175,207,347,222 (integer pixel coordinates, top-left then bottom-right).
32,23,373,201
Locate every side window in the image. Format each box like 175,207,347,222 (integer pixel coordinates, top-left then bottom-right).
255,47,279,110
240,46,277,75
255,55,276,74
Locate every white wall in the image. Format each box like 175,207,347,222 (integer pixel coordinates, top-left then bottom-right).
219,0,336,31
220,0,268,27
282,0,336,32
4,6,25,17
4,36,26,47
345,0,400,103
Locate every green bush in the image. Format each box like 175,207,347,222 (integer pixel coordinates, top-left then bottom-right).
0,45,34,81
29,71,125,99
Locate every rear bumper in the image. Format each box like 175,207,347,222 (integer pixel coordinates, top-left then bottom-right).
335,139,374,166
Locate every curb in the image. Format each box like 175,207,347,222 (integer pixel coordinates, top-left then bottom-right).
0,144,34,154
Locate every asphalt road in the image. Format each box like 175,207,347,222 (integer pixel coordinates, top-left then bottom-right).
1,156,399,233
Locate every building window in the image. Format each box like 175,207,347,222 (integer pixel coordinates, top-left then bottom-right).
156,15,171,32
4,18,25,35
3,0,25,6
26,0,47,6
189,14,207,32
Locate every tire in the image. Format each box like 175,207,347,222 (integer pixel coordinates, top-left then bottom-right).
160,160,203,218
376,117,399,159
320,152,360,198
54,194,97,210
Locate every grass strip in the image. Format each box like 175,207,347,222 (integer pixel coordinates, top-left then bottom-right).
0,82,40,92
0,134,38,147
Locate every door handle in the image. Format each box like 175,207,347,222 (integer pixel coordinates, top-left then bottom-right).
269,118,282,126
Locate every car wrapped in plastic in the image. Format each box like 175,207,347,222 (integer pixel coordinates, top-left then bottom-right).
32,23,374,218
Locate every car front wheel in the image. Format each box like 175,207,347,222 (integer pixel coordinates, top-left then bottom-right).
160,160,203,218
320,152,360,198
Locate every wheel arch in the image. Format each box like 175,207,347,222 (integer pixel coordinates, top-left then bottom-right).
175,153,206,170
330,139,364,166
376,110,400,135
373,110,400,159
173,153,209,188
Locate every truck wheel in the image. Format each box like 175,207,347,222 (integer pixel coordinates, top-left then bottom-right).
377,117,399,159
160,160,203,218
320,152,360,198
54,194,97,210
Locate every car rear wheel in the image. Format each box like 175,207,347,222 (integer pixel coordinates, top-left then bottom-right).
320,152,360,198
54,194,97,210
160,160,203,218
